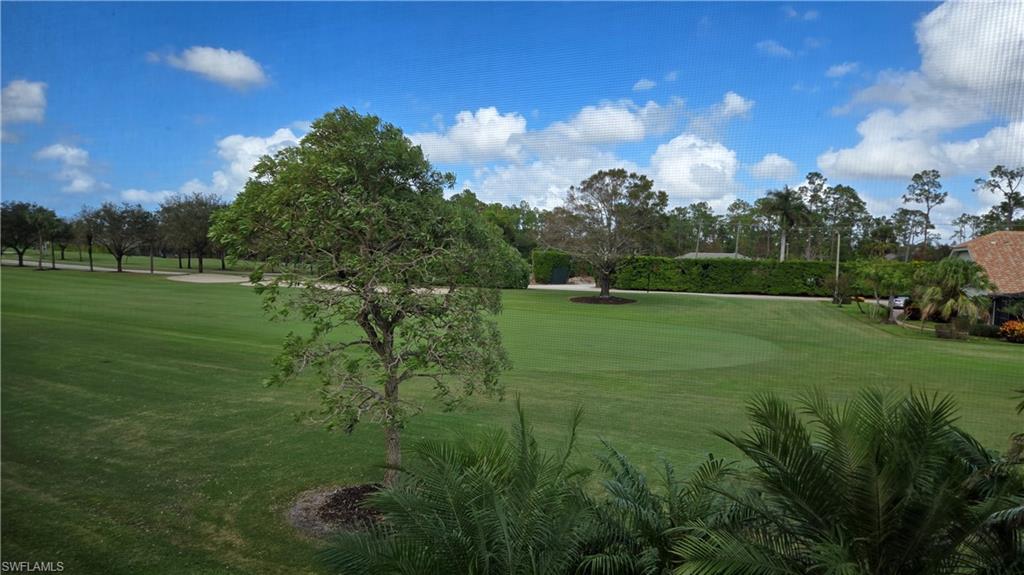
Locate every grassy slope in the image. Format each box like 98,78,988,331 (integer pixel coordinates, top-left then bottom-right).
2,268,1020,573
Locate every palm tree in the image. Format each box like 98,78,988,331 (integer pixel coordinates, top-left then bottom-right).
320,400,593,574
916,258,993,334
760,187,810,261
578,447,731,574
674,389,1023,575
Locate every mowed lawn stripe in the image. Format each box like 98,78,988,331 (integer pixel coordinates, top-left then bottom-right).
2,267,1020,573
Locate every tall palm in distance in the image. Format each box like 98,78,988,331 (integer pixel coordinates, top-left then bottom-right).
761,187,811,261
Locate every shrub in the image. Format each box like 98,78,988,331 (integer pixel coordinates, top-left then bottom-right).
532,249,572,284
613,257,930,297
320,400,593,574
935,323,968,340
968,323,1001,339
614,257,836,296
1000,320,1024,343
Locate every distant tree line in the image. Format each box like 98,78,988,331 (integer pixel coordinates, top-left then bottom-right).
1,193,227,273
4,164,1020,278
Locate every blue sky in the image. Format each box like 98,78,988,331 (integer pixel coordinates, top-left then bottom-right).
2,2,1022,239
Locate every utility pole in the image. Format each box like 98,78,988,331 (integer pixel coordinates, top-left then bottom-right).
833,230,842,305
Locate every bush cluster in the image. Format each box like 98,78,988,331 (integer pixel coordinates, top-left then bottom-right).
614,257,931,297
968,322,1002,338
531,249,572,284
1000,320,1024,343
614,257,834,296
323,391,1023,575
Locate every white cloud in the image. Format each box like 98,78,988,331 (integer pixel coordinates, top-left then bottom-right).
34,143,103,193
688,92,755,138
410,98,749,207
649,134,739,203
632,78,656,91
825,62,859,78
664,70,678,82
720,92,755,118
756,40,793,58
548,103,647,144
750,153,798,181
2,80,47,124
123,126,301,205
156,46,268,90
121,189,175,204
468,153,639,210
818,1,1024,180
409,107,527,164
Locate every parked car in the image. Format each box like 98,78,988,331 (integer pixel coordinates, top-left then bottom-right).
892,296,911,309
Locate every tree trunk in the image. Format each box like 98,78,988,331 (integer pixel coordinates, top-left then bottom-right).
116,254,123,273
88,242,94,272
60,246,67,260
779,229,787,262
598,271,612,298
383,422,402,487
187,250,191,269
16,249,25,267
220,253,226,270
37,236,44,269
150,245,155,274
78,244,83,261
198,251,204,273
178,252,183,269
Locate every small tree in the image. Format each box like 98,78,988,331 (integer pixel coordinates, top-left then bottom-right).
915,258,993,334
1,201,50,267
52,218,74,260
542,169,667,298
73,208,99,272
93,202,153,272
903,169,946,248
27,205,59,269
212,107,513,486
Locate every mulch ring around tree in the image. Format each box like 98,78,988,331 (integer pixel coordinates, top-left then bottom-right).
569,295,637,305
288,483,383,539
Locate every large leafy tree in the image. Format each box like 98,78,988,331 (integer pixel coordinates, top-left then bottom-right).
675,390,1023,575
542,169,667,298
93,202,154,272
760,187,809,262
975,165,1024,231
159,192,224,273
903,169,947,248
211,107,514,486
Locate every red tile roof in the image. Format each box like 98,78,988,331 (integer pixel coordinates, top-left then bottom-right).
953,231,1024,294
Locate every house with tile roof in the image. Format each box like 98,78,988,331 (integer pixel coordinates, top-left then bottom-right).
950,231,1024,325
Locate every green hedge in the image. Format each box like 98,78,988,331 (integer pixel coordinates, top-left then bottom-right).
532,249,572,284
614,257,926,297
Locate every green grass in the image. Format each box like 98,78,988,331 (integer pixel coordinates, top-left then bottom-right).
2,268,1021,573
